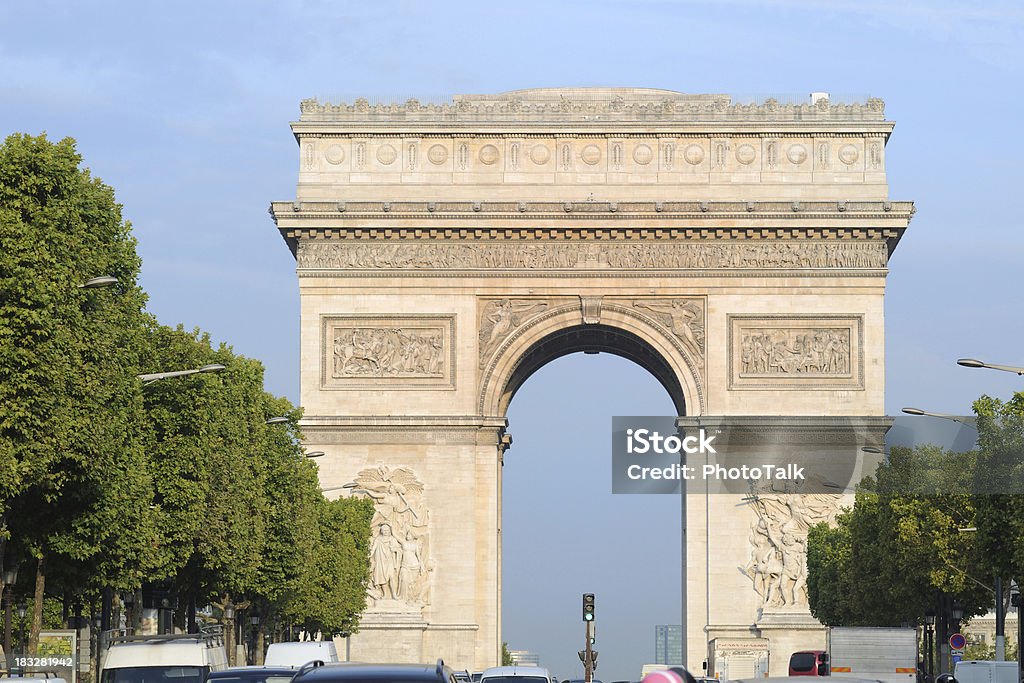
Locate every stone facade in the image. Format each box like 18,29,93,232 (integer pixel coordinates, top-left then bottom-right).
271,88,912,674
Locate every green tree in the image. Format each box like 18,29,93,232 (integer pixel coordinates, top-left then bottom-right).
807,445,990,627
0,133,155,648
973,392,1024,582
501,642,513,666
247,398,321,657
140,325,269,616
282,495,372,636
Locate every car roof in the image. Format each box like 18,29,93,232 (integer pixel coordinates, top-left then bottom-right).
480,668,550,678
293,662,453,683
209,668,298,676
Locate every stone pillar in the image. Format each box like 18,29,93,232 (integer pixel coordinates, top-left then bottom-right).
310,418,506,671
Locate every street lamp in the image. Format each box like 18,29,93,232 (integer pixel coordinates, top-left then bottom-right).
901,407,978,426
957,359,1024,376
265,417,290,425
123,592,135,633
223,602,236,666
305,451,325,459
16,604,26,655
79,275,119,289
925,609,936,682
138,364,226,385
861,445,890,465
3,562,19,661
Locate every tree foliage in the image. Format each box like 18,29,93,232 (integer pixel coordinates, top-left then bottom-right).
0,133,156,649
973,392,1024,581
807,445,991,626
0,133,373,644
280,495,373,635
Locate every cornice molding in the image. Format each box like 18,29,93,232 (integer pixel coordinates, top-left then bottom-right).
297,90,886,125
270,200,914,223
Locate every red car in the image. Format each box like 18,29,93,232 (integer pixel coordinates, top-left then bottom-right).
789,651,829,677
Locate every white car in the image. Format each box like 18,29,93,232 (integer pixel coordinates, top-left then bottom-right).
263,641,339,668
479,666,552,683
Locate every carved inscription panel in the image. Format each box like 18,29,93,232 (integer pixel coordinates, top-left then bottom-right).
321,315,456,389
729,315,863,390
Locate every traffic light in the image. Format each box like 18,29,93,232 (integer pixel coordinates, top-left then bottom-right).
582,593,595,621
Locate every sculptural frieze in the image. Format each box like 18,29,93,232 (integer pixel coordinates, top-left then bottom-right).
344,465,433,609
297,241,888,272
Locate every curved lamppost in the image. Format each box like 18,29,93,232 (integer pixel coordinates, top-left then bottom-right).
137,364,225,385
79,275,119,289
957,358,1024,376
901,407,977,426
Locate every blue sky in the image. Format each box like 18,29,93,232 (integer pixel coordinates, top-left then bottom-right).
3,0,1023,679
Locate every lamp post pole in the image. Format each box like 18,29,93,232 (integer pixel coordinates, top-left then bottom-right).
925,609,936,682
224,602,235,667
995,576,1006,661
16,604,26,661
3,563,18,668
1014,582,1023,683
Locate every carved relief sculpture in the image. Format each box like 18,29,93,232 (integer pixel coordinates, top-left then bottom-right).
333,327,444,378
298,241,888,272
632,298,705,361
345,465,433,610
740,328,850,376
741,488,840,609
729,316,863,390
321,316,455,389
478,299,549,366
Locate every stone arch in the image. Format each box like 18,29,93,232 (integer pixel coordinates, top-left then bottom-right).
478,300,704,418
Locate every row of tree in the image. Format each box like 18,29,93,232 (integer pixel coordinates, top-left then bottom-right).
0,133,372,652
806,392,1024,631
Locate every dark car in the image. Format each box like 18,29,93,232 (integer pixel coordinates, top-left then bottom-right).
292,661,459,683
208,668,299,683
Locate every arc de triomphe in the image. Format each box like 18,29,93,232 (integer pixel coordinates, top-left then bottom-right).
270,88,910,676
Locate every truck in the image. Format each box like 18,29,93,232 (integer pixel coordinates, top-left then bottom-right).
789,627,918,683
953,660,1018,683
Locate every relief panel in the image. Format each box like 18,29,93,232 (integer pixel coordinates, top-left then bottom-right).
728,315,863,390
321,315,456,389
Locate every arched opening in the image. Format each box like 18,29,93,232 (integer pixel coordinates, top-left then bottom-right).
499,325,687,680
500,324,688,417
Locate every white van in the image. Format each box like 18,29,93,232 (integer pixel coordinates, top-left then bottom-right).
100,634,227,683
262,642,339,668
953,660,1018,683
